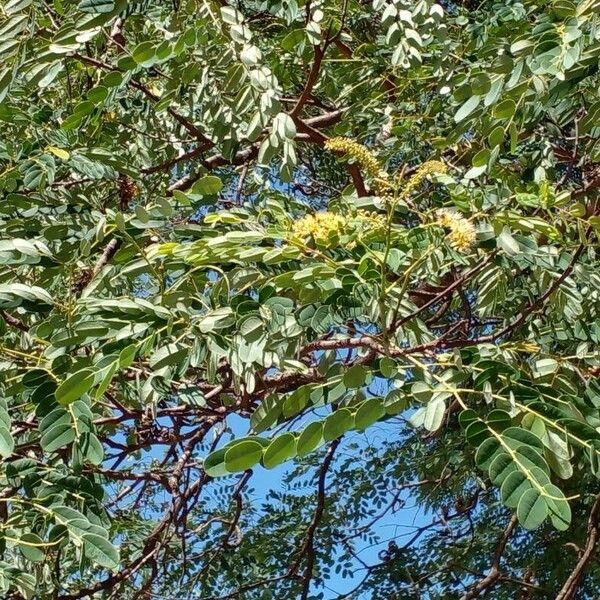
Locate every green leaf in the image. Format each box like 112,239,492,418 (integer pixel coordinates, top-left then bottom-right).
487,409,512,432
149,343,188,370
40,423,76,453
197,308,235,333
47,146,70,161
384,389,406,415
502,427,544,452
224,440,265,472
133,41,156,66
343,365,367,388
488,126,505,148
191,176,223,196
419,398,446,432
544,483,571,531
81,533,119,570
517,488,548,529
493,99,517,120
78,0,115,12
0,284,53,311
489,452,518,485
497,227,521,255
378,357,397,378
454,95,480,122
472,148,490,168
0,426,14,458
55,369,95,405
39,408,70,433
281,29,305,51
94,360,118,399
475,437,500,470
18,533,46,562
501,470,532,508
323,408,353,441
354,398,384,431
203,448,228,478
79,432,104,465
262,433,296,469
296,421,324,457
535,358,559,377
4,0,34,14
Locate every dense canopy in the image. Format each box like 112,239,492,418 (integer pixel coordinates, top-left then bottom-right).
0,0,599,598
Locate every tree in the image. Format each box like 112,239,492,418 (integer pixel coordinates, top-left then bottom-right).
0,0,599,597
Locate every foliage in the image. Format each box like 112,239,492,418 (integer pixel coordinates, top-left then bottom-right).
0,0,599,598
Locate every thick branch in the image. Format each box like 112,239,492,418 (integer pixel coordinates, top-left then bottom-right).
459,515,518,600
167,110,344,193
555,494,600,600
291,44,326,117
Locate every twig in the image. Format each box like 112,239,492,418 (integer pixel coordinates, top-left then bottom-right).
291,439,340,599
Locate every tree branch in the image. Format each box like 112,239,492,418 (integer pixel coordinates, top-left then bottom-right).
291,439,340,599
459,515,518,600
555,494,600,600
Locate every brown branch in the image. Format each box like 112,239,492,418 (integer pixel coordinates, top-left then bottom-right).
109,17,127,51
70,53,211,144
333,38,352,59
291,44,326,117
141,145,210,175
0,310,28,332
89,467,169,487
58,420,218,599
222,471,252,547
290,439,340,599
459,515,518,600
555,494,600,600
167,110,344,193
167,146,259,193
234,162,250,205
92,238,122,278
301,335,389,358
299,239,583,361
455,240,587,347
293,116,367,196
394,252,497,329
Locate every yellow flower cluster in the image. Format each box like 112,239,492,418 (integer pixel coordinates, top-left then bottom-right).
400,161,448,199
436,209,476,253
325,137,391,193
291,210,386,249
292,212,346,245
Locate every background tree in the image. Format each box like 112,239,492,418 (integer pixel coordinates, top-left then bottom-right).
0,0,599,598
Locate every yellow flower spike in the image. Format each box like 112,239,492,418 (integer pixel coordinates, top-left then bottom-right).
325,137,391,194
399,160,448,200
435,208,477,253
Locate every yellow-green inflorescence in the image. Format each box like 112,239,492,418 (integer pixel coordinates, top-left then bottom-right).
436,209,477,253
292,212,346,244
291,210,386,249
325,137,391,194
399,161,448,200
325,137,448,203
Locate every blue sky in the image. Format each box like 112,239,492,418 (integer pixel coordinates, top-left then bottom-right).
224,412,431,599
